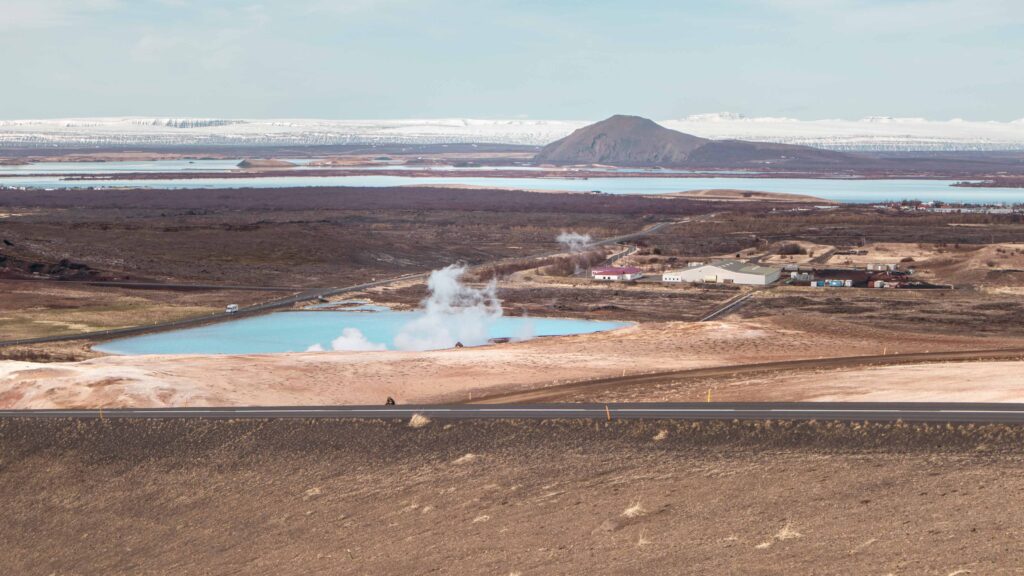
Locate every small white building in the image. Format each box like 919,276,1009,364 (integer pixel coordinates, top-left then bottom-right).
591,266,644,281
663,260,781,286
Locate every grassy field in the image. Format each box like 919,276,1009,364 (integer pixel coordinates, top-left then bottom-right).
0,281,268,341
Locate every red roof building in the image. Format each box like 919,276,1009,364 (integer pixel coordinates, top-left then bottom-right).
591,266,644,281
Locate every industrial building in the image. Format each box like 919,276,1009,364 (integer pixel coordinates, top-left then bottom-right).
591,266,644,281
663,260,781,286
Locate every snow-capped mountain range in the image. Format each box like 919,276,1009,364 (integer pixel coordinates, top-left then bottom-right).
1,114,1023,151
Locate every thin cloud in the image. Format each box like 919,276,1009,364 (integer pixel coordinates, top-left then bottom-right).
131,28,249,70
300,0,413,16
760,0,1024,31
0,0,121,30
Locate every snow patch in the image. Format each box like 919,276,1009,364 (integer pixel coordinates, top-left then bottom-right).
1,115,1023,151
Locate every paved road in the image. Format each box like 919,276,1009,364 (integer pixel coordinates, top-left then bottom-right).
6,402,1024,423
583,219,678,248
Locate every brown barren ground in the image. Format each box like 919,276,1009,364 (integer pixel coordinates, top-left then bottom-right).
4,312,1024,408
4,418,1024,575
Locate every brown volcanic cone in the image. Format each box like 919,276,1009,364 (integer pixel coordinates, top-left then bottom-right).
535,115,708,166
534,114,856,168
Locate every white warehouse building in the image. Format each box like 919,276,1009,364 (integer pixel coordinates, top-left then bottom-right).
663,260,781,286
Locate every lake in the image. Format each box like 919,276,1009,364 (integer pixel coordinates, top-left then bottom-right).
0,159,247,174
1,159,1021,203
92,310,631,355
2,172,1020,204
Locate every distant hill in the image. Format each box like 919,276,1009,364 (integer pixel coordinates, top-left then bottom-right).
534,114,857,168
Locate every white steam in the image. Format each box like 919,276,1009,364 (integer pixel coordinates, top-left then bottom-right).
512,314,535,343
394,264,503,351
331,327,387,351
557,231,597,275
557,231,593,253
306,328,386,352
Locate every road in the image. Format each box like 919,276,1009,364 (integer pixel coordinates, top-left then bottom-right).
6,402,1024,423
469,347,1024,403
699,289,764,322
0,219,680,349
583,219,678,248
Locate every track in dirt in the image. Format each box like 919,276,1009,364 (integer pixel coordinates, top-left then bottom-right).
468,348,1024,403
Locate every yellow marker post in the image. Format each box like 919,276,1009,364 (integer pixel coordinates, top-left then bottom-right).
707,389,712,403
605,405,612,421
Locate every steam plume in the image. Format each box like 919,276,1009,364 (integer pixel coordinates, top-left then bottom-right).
556,231,593,253
331,328,387,351
394,264,503,351
306,328,386,352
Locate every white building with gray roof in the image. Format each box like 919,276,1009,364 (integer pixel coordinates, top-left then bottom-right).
663,260,781,286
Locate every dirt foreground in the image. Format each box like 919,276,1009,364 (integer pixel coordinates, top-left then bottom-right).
4,417,1024,575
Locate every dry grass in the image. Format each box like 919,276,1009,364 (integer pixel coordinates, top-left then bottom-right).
775,523,803,541
0,281,263,341
408,413,431,428
622,500,646,518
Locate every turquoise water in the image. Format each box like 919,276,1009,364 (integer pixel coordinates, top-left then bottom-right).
2,172,1020,203
93,310,630,355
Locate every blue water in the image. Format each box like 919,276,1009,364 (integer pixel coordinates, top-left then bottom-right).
0,159,246,173
93,310,630,355
2,171,1019,204
0,158,331,174
0,159,734,175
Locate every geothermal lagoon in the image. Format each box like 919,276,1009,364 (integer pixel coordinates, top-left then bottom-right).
94,264,630,356
92,310,629,355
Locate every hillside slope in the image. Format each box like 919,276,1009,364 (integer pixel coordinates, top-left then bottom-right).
4,418,1023,575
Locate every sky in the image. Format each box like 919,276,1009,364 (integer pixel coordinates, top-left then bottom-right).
1,0,1022,121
